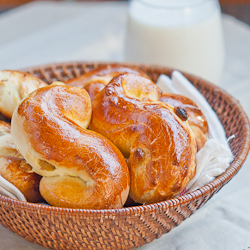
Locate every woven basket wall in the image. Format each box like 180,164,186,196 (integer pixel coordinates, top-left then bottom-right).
0,62,249,250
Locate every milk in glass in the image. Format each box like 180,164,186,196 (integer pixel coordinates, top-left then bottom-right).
124,0,225,85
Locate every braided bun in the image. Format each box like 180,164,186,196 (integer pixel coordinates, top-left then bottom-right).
11,84,130,209
90,73,197,204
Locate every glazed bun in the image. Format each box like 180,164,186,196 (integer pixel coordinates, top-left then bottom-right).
90,73,197,204
0,121,42,202
11,83,130,209
0,70,47,118
160,93,209,151
66,64,147,101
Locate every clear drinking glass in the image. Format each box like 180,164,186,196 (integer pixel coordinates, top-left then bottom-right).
124,0,225,85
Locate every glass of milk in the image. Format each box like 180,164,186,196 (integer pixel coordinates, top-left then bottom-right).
124,0,225,85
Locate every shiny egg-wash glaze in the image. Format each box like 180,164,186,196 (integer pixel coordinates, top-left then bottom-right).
66,64,147,101
160,93,209,151
90,73,197,204
11,84,130,209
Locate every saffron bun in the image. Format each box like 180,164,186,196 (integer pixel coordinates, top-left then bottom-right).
0,70,47,118
66,64,147,101
89,73,197,204
11,83,130,209
0,121,42,202
160,93,209,151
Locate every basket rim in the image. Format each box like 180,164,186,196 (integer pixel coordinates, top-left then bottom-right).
1,60,250,217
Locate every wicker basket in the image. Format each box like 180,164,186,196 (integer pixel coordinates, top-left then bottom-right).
0,62,249,250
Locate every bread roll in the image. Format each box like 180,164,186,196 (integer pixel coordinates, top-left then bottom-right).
0,70,47,118
160,93,209,151
0,121,42,202
0,121,21,158
66,64,147,101
89,73,197,204
11,83,130,209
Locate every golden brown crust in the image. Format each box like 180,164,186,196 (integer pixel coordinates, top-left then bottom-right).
0,121,43,202
89,73,197,204
160,93,209,151
84,81,107,101
11,84,130,209
0,70,47,118
0,156,43,202
65,64,148,101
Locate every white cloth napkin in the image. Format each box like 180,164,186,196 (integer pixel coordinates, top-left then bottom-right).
156,71,234,193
